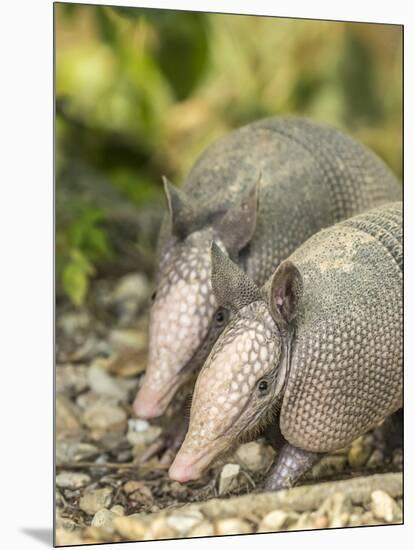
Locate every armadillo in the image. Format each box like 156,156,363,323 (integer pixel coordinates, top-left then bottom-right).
133,116,401,426
169,202,402,490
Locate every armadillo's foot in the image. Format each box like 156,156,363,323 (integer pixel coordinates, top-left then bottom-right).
138,415,189,467
264,443,322,491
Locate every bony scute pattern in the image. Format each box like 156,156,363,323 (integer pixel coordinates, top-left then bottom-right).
186,303,280,452
144,229,217,393
280,203,403,452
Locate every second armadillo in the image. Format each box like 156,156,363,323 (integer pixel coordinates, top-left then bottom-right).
169,202,403,490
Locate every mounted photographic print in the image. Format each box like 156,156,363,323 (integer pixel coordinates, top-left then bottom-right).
54,2,403,546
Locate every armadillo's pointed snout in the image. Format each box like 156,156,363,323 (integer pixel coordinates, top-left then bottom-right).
132,386,165,419
168,452,203,483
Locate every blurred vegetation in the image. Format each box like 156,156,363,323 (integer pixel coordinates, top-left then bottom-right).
55,3,402,306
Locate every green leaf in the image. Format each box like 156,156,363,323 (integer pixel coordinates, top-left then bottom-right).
62,250,94,306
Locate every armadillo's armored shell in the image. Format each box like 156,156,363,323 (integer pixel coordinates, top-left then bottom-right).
173,117,401,286
280,202,402,452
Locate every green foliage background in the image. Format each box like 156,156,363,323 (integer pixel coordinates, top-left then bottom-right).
55,3,402,306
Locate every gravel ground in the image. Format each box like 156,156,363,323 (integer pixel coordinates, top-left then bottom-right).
55,273,403,546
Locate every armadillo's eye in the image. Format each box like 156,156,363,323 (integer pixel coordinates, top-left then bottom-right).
214,307,228,326
257,379,268,394
150,290,157,303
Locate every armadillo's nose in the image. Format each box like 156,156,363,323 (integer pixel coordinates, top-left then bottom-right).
168,453,202,483
133,387,165,419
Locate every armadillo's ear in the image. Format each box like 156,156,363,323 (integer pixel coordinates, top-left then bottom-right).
163,176,198,239
214,177,259,259
211,241,261,311
269,260,303,328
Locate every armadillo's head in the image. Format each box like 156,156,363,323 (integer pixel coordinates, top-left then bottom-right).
169,244,302,482
133,178,259,419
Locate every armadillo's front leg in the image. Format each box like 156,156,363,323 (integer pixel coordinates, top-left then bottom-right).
264,443,322,491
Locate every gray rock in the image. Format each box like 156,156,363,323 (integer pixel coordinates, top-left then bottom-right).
126,419,162,447
235,441,274,472
367,449,384,468
82,400,127,431
56,365,89,394
79,487,113,515
56,394,82,434
56,441,99,465
91,508,118,533
56,471,91,489
218,463,241,495
88,365,131,402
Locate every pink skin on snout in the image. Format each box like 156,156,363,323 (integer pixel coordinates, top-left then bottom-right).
132,386,164,419
168,444,223,483
133,377,180,419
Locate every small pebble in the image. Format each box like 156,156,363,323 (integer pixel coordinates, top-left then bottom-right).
313,514,329,529
113,515,147,540
91,508,117,533
166,510,204,535
258,510,293,531
144,517,177,540
219,463,240,495
348,513,364,526
289,512,314,531
126,419,162,447
235,441,274,472
371,490,401,523
88,365,131,402
56,364,89,394
56,395,82,434
188,520,215,537
82,401,127,431
367,449,384,468
56,441,99,465
215,517,253,535
329,512,350,528
56,471,91,489
79,487,113,515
